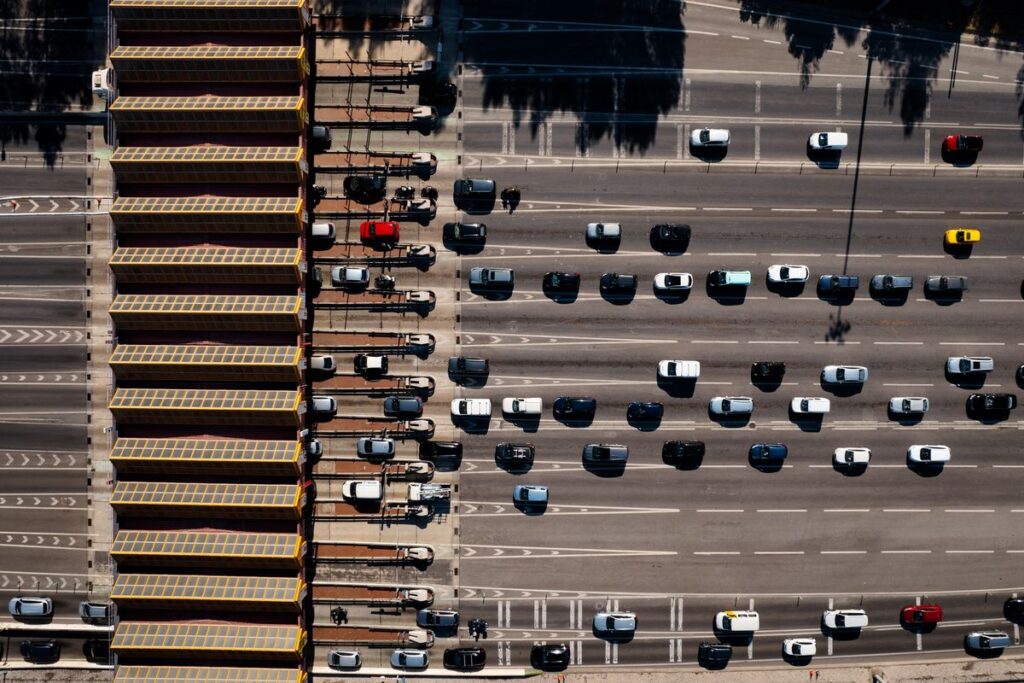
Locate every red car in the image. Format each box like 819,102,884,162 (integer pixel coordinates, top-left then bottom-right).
360,220,399,243
900,604,943,625
942,134,983,154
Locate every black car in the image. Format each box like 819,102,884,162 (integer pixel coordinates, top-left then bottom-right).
650,223,691,250
444,222,487,244
553,396,597,419
83,639,110,663
600,272,638,294
419,441,463,460
1018,363,1024,385
627,401,663,421
966,393,1018,415
531,643,570,670
342,174,387,203
20,640,60,663
662,440,705,464
448,356,489,380
443,646,486,671
420,80,458,109
750,443,788,462
1004,597,1024,623
543,271,581,292
818,274,859,293
751,361,786,383
453,178,497,201
697,641,732,664
495,442,535,464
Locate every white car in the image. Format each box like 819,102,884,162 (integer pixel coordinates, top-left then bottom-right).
342,480,383,501
585,222,621,242
808,131,848,150
593,611,636,635
946,356,994,374
767,264,810,284
513,484,548,505
311,395,337,417
451,398,492,417
908,444,951,464
658,360,700,380
328,650,361,670
709,396,753,416
889,396,929,414
654,272,694,291
331,266,370,288
356,438,395,458
783,638,816,657
690,127,730,147
833,447,870,467
310,221,336,242
822,365,868,384
822,609,868,630
791,397,830,414
309,354,336,374
502,397,543,416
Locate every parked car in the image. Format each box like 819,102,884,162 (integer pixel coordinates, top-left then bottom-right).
945,227,981,245
690,128,730,148
496,442,535,464
821,365,868,384
553,396,597,419
531,643,570,670
901,604,943,626
593,611,636,635
20,640,59,663
946,356,993,374
359,220,399,243
870,274,913,292
822,609,868,630
710,396,754,416
715,610,760,632
833,447,870,467
662,440,705,464
383,396,423,418
469,267,514,288
309,221,336,242
650,223,691,250
356,437,395,458
502,397,543,416
331,266,370,288
749,443,787,462
708,269,751,288
658,360,700,380
907,444,951,464
8,596,52,617
328,650,362,670
444,222,487,244
354,354,387,377
79,602,110,622
654,272,694,291
342,480,383,502
783,638,816,657
83,639,110,663
309,354,336,374
767,264,809,284
808,131,848,150
451,398,491,418
600,272,638,294
1004,598,1024,623
543,271,581,292
513,484,549,505
311,395,337,417
889,396,929,414
964,631,1010,651
751,361,785,383
697,641,732,664
582,443,628,464
443,647,486,671
925,275,969,293
343,174,387,202
586,222,621,246
391,649,429,670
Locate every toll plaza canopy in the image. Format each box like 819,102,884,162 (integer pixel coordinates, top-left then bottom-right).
110,438,304,477
109,247,304,285
110,0,310,32
112,573,305,611
110,95,306,133
111,530,304,570
110,196,303,234
112,622,306,661
110,146,307,184
115,667,306,683
111,481,304,519
110,45,308,82
109,293,305,331
110,344,303,382
109,387,304,425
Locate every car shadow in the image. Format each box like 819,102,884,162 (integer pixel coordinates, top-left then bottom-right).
582,461,627,478
945,371,985,390
468,283,514,301
653,287,691,304
442,234,484,255
657,377,696,398
709,411,751,428
649,233,691,255
749,458,785,474
697,658,730,671
868,287,910,307
765,280,805,298
781,653,813,667
832,462,868,478
705,279,746,306
428,454,462,473
822,627,862,642
907,462,945,478
790,411,824,433
496,459,532,475
887,410,924,426
806,146,842,168
900,621,939,635
626,413,662,432
690,145,728,163
964,646,1004,659
816,288,855,306
712,630,754,647
504,415,541,433
751,378,783,393
553,414,595,429
542,287,580,304
513,500,547,516
451,373,489,389
599,290,636,305
593,629,634,644
941,149,980,166
965,407,1012,425
923,289,964,306
943,243,973,259
821,383,862,398
454,417,490,435
454,197,496,215
585,236,620,253
664,452,704,471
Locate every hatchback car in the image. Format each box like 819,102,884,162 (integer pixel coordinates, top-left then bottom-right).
890,396,929,414
328,650,362,670
697,641,732,664
627,401,663,421
444,647,486,671
360,220,399,243
383,396,423,418
662,440,705,464
343,174,387,202
600,272,638,294
444,222,487,244
582,443,628,464
417,608,459,629
870,274,914,292
1004,598,1024,623
543,271,581,292
783,638,816,657
749,443,788,462
496,442,535,464
908,444,951,464
945,227,981,245
469,267,514,288
453,177,496,201
818,273,859,293
833,447,870,467
20,640,59,663
751,361,785,382
767,264,809,284
553,396,597,419
311,395,337,417
964,631,1010,651
901,604,943,626
710,396,754,415
808,131,848,150
310,221,336,242
331,266,370,288
925,275,969,293
83,639,110,663
586,222,621,245
419,440,462,460
79,602,110,622
531,642,570,670
9,596,52,617
513,484,549,505
967,393,1018,415
821,365,868,384
593,611,637,635
354,354,388,377
690,128,730,148
309,354,336,374
654,272,694,291
356,437,395,458
391,649,429,670
822,609,868,630
942,134,983,154
650,223,692,250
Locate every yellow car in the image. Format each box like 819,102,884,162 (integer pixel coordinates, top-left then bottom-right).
945,228,981,245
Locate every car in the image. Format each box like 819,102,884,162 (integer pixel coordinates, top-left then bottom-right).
821,365,868,384
585,222,621,245
310,125,332,152
946,356,994,374
356,437,396,458
391,649,429,669
513,484,549,505
654,272,694,291
83,639,110,663
453,178,496,201
662,440,705,464
469,267,514,288
749,443,788,462
650,223,691,250
697,641,732,664
600,272,638,294
942,134,983,154
443,647,486,671
311,395,337,417
307,439,323,459
553,396,597,419
967,393,1018,415
328,650,362,670
870,274,914,292
531,643,570,670
331,266,370,288
342,480,383,501
901,604,943,626
502,397,543,416
925,275,969,293
543,271,581,292
783,638,816,657
79,602,110,622
1019,364,1024,385
822,609,868,630
417,608,459,628
627,401,663,420
593,611,636,635
496,442,535,464
309,221,336,242
20,640,59,663
818,274,859,293
582,443,628,464
964,631,1010,651
658,360,700,380
359,220,399,243
808,131,848,150
448,356,489,378
444,222,487,243
792,397,830,414
690,127,730,147
907,444,951,464
343,174,387,202
419,440,462,460
354,354,388,377
709,396,754,416
383,396,423,418
8,596,53,617
1004,597,1024,623
767,264,810,284
708,269,751,287
945,228,981,245
309,354,335,374
715,610,760,632
833,447,871,467
451,398,491,417
889,396,929,414
751,361,785,383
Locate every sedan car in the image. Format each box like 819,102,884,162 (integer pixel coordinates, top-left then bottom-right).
582,443,628,464
585,222,621,245
833,447,871,467
925,275,969,293
354,354,387,377
513,484,549,505
543,271,581,292
553,396,597,419
383,396,423,418
821,365,868,384
359,220,399,243
417,608,459,628
945,227,981,245
650,223,692,250
690,127,730,147
8,596,53,617
328,650,362,670
600,272,638,294
531,643,570,670
783,638,816,657
444,221,487,244
391,649,429,670
331,266,370,288
627,401,663,421
343,174,387,202
749,443,788,462
662,440,705,464
697,642,732,664
870,274,914,292
448,356,489,379
967,393,1018,415
356,437,395,458
20,640,60,663
453,177,497,200
791,397,830,414
751,361,785,382
496,442,535,464
767,264,810,284
469,267,514,288
809,131,848,150
709,396,754,416
653,272,694,291
889,396,929,414
818,274,859,293
907,444,951,464
443,647,486,671
593,611,636,635
901,604,943,626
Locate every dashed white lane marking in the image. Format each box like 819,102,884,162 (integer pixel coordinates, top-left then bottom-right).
756,509,807,513
697,509,744,513
960,210,1009,215
982,74,999,80
883,509,930,513
896,210,943,215
946,549,995,554
882,550,932,554
731,34,750,40
939,341,1005,346
763,39,782,45
821,550,867,554
707,252,758,256
770,252,820,255
770,208,817,212
875,341,924,345
824,509,871,513
755,551,804,555
944,509,996,513
883,382,933,386
748,340,800,344
828,49,844,55
692,339,738,344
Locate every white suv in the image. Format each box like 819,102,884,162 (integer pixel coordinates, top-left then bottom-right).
709,396,753,416
791,397,830,414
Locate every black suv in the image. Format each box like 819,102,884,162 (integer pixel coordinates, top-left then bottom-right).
818,274,859,294
543,271,581,292
751,361,786,383
650,223,691,251
600,272,638,294
21,640,60,663
553,396,597,419
662,440,705,464
697,641,732,665
84,639,110,663
627,401,663,421
495,442,535,464
342,174,387,203
448,356,489,381
531,643,570,670
419,441,462,460
444,222,487,244
453,178,496,201
966,393,1018,415
443,647,486,671
750,443,788,462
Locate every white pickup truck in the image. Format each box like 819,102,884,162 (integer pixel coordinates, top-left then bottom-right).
451,398,491,417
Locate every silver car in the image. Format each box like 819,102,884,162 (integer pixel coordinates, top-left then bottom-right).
328,650,361,669
585,222,621,242
331,266,370,288
821,365,868,384
391,649,429,669
469,267,514,288
593,611,637,635
513,484,548,505
925,275,969,293
582,443,628,464
417,608,459,628
356,437,395,458
8,596,52,617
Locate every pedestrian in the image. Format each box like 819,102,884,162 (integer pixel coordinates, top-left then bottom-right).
9,199,17,211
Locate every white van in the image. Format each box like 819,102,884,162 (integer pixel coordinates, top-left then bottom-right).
715,610,760,632
822,609,868,630
502,397,543,416
451,398,491,417
809,132,848,150
658,360,700,380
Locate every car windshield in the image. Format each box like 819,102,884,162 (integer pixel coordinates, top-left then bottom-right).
836,368,845,380
721,399,731,411
665,275,680,286
818,133,829,146
780,267,789,278
700,129,710,143
595,447,610,459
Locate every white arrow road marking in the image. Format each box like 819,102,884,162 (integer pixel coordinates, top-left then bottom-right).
463,500,679,518
459,543,678,560
461,331,677,347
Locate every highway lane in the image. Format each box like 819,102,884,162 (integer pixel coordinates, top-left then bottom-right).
0,256,86,288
